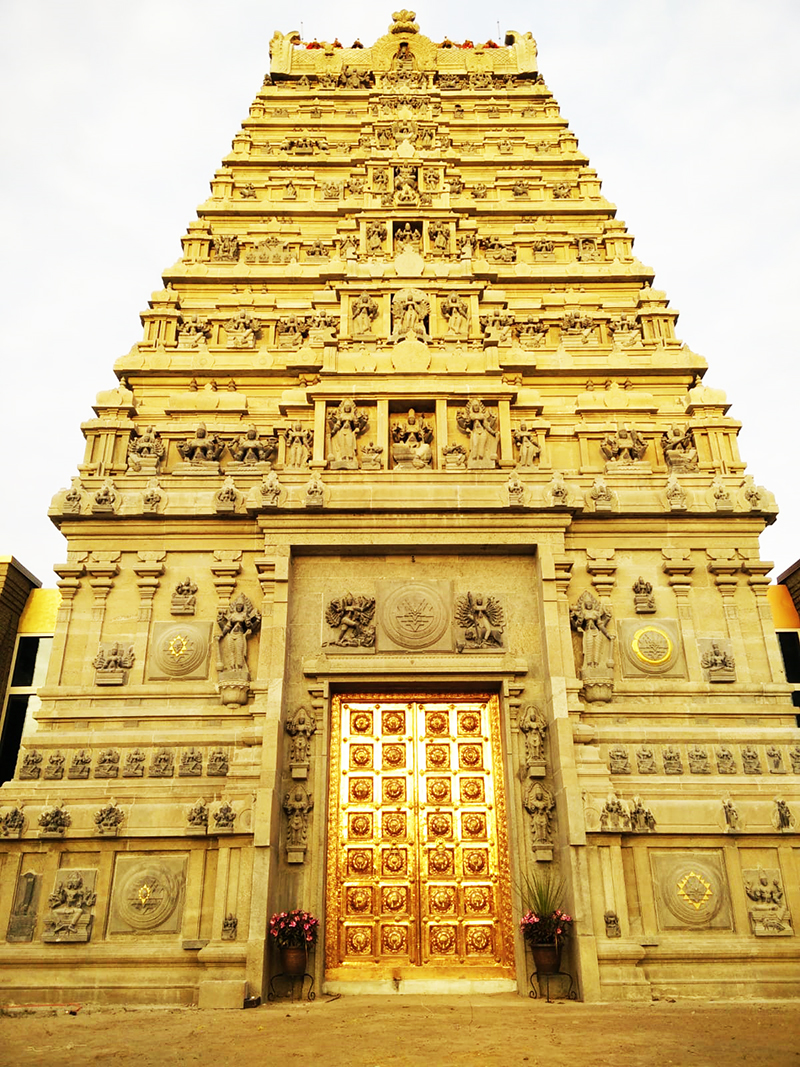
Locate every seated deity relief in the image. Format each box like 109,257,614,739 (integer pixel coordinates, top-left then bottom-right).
661,425,698,471
228,424,278,468
93,642,135,685
601,424,648,468
391,408,433,470
127,425,165,473
177,423,225,470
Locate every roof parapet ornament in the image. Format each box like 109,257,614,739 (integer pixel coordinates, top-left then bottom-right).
391,9,419,34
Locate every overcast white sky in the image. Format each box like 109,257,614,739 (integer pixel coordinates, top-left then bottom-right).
1,1,798,585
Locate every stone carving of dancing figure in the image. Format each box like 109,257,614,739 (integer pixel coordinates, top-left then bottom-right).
456,398,498,468
327,398,369,469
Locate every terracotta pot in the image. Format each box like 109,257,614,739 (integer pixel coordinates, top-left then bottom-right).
280,945,308,976
530,941,562,976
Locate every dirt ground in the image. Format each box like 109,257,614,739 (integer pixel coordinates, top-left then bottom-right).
1,995,799,1067
1,994,800,1067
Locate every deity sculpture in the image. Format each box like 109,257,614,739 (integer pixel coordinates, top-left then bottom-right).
225,308,260,348
177,424,224,465
284,785,313,854
304,472,325,508
513,423,540,468
700,642,736,681
391,408,433,470
351,292,379,335
600,424,648,465
366,221,387,253
285,422,313,468
324,593,376,647
454,591,505,650
455,398,498,469
570,590,615,702
661,424,698,470
391,288,430,341
260,470,282,507
722,797,739,830
286,706,317,773
632,576,655,614
523,781,554,845
127,425,165,471
327,398,369,469
519,704,547,767
506,470,525,506
215,594,261,706
230,425,278,466
43,872,96,942
440,293,468,335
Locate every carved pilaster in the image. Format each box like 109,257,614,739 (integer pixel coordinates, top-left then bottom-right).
210,550,242,604
586,548,617,599
661,548,700,677
742,556,785,683
83,552,121,686
707,550,747,677
131,551,166,684
52,556,86,685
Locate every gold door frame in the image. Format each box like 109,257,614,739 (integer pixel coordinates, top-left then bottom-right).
325,694,515,982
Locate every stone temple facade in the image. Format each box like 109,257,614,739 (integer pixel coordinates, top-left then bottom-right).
1,14,798,1006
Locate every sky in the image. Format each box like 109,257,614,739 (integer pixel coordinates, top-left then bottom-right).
1,1,798,585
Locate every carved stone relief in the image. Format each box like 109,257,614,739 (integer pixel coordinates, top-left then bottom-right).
0,806,25,837
699,640,736,682
618,619,685,679
216,594,261,706
661,425,698,471
376,580,451,652
742,745,762,775
43,869,97,942
454,591,505,651
123,749,146,777
109,855,187,934
512,423,540,469
68,750,92,779
213,802,236,832
7,870,41,942
391,409,433,470
743,868,793,935
285,423,313,468
147,622,212,681
44,752,65,779
207,749,229,777
229,425,278,467
601,425,648,468
455,398,498,469
39,804,70,836
651,852,731,930
688,745,711,774
284,784,313,863
179,748,203,777
127,426,165,473
149,748,174,778
570,590,614,702
94,801,124,835
328,398,369,469
632,577,655,614
222,914,238,940
286,705,317,778
95,749,120,779
662,746,684,775
324,592,376,649
391,288,429,341
171,579,197,616
774,797,795,831
93,643,135,685
608,745,631,774
636,746,657,774
766,746,786,774
716,746,737,774
187,799,209,832
19,750,42,780
519,704,546,776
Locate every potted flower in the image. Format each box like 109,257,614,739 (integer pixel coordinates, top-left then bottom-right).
269,909,319,976
519,869,573,976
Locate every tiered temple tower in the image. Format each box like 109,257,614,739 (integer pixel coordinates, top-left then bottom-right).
0,14,797,1006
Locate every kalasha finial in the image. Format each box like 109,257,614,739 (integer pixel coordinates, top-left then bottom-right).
391,9,419,34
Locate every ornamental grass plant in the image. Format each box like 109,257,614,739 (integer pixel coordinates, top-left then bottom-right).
518,868,574,945
268,909,319,949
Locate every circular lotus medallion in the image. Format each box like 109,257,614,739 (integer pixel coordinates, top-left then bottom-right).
347,887,371,913
383,887,405,911
383,744,405,767
351,712,372,733
458,712,481,734
428,779,450,802
383,928,406,953
464,851,487,874
347,928,371,954
459,745,482,767
350,779,372,801
383,779,405,801
430,926,456,953
632,626,672,666
350,814,371,837
426,712,449,735
461,779,482,801
383,813,405,837
349,850,372,873
351,745,372,767
428,847,452,873
428,813,450,836
427,745,449,767
466,927,491,952
465,887,489,912
463,813,485,836
117,863,182,931
430,888,454,912
381,582,449,650
152,625,208,678
382,711,405,734
383,847,405,873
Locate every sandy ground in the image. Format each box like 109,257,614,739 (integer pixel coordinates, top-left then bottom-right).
1,995,799,1067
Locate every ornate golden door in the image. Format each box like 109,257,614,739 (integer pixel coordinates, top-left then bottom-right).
325,696,515,983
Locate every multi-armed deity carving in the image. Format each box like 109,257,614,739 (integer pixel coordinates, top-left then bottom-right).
93,643,135,685
285,423,313,468
570,590,615,702
391,409,433,470
351,292,379,335
440,293,469,336
391,288,430,342
513,423,540,469
225,308,260,348
285,706,317,778
43,871,97,942
284,784,313,863
366,221,387,254
632,577,656,614
230,425,278,466
215,593,261,706
661,425,698,471
601,424,648,467
171,578,197,616
744,868,793,936
456,399,498,469
127,425,165,473
176,313,211,348
324,593,376,648
328,398,369,469
523,781,554,852
519,704,546,776
700,641,736,682
454,592,505,651
177,424,224,467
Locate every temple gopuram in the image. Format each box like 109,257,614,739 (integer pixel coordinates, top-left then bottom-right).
0,12,797,1006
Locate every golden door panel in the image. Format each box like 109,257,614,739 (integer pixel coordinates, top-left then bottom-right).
326,696,515,980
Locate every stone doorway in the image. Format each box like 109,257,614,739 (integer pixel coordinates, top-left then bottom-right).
324,695,516,991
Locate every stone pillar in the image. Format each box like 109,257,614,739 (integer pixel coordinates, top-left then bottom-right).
51,556,86,686
662,548,700,678
82,552,120,685
742,557,785,683
707,550,748,678
131,551,165,685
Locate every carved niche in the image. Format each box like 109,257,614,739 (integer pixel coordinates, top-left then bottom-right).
42,869,97,942
391,409,434,470
651,852,732,931
454,591,505,652
147,622,212,682
743,868,793,936
661,425,698,471
285,423,313,468
570,590,615,702
109,855,187,934
376,580,451,652
285,706,317,779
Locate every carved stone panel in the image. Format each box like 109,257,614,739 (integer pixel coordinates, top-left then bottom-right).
651,851,732,931
147,622,212,681
742,867,793,936
376,580,453,652
618,619,687,679
108,855,187,935
42,869,98,942
7,869,42,942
